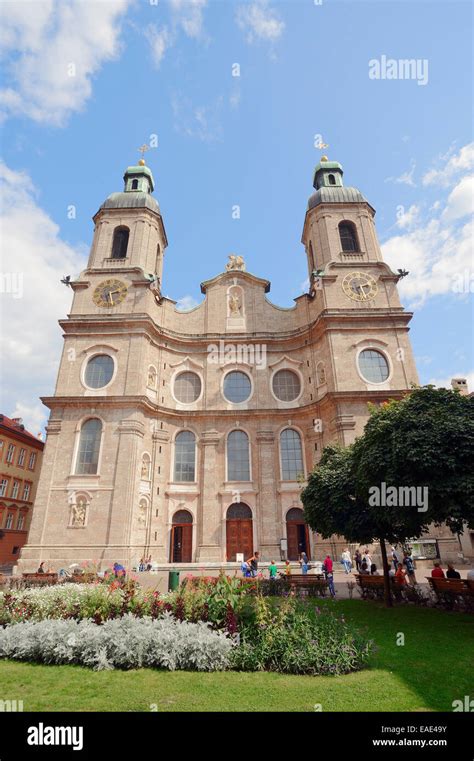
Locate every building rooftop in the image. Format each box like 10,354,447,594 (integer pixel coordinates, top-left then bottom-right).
307,185,371,210
0,414,44,447
99,192,161,214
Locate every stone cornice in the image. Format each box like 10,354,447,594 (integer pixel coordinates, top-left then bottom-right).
58,307,414,349
40,389,410,419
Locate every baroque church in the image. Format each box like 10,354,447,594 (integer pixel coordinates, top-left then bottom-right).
19,155,430,571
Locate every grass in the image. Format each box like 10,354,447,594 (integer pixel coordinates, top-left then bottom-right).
0,599,472,712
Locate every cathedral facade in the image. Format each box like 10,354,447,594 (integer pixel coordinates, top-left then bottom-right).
19,156,424,571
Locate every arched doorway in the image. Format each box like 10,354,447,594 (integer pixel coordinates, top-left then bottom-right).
286,507,310,560
226,503,253,561
170,509,193,563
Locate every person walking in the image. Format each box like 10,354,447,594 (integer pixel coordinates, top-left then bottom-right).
299,552,309,575
403,551,417,585
322,554,336,598
362,548,372,571
391,546,400,572
341,548,352,574
354,549,362,572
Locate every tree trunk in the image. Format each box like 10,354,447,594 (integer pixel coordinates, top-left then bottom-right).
379,538,393,608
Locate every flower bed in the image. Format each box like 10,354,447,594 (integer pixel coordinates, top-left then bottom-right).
0,575,374,676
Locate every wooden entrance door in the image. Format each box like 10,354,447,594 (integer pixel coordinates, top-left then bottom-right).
226,502,253,561
286,508,310,560
170,509,193,563
226,519,253,561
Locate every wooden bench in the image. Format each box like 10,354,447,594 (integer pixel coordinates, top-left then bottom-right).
281,574,328,597
21,572,58,587
355,574,388,600
426,577,473,611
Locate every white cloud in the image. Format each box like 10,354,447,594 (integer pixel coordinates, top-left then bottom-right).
422,142,474,187
0,0,131,126
385,161,416,187
442,175,474,222
171,93,224,142
395,203,420,229
176,294,200,310
170,0,208,39
0,161,87,432
236,0,285,43
145,24,173,68
382,143,474,308
8,402,47,439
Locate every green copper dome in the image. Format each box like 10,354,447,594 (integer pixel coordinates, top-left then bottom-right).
98,161,160,214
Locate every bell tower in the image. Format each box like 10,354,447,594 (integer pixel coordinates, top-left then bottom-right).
87,157,167,283
302,155,384,281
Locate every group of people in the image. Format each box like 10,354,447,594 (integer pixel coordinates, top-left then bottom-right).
137,556,153,572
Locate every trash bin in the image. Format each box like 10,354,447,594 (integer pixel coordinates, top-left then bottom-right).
168,570,180,591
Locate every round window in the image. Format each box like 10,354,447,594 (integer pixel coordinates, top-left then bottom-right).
358,349,389,383
174,372,202,403
85,355,114,389
272,369,301,401
223,371,251,403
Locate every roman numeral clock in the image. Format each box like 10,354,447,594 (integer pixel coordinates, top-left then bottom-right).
342,271,378,302
93,278,128,307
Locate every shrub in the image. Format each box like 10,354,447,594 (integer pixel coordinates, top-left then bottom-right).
231,597,374,676
0,613,233,672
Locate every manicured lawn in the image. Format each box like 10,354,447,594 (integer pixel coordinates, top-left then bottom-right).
0,600,472,712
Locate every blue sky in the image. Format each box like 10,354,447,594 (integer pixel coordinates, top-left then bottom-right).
1,0,473,433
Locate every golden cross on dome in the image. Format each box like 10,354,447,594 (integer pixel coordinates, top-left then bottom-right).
137,143,150,164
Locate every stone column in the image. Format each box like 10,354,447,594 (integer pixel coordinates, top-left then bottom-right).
256,429,280,559
107,418,144,567
196,429,222,562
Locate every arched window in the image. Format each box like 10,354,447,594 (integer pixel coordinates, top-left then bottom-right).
111,226,129,259
174,431,196,482
339,222,359,252
173,510,193,524
75,419,102,475
131,179,139,190
227,430,250,481
328,174,336,185
280,429,304,481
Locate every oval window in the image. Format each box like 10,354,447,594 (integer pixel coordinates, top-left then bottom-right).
223,371,251,403
272,369,301,401
174,372,202,403
358,349,389,383
85,355,114,389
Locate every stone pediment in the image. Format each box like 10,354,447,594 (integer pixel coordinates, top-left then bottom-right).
268,355,303,369
169,356,204,370
200,269,270,294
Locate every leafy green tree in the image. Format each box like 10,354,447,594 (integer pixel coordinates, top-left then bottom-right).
301,387,474,606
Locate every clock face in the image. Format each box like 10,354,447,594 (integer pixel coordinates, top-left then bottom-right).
342,272,378,302
93,279,128,307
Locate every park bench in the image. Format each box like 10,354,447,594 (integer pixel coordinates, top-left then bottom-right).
281,573,328,597
426,577,473,611
21,572,58,587
355,574,387,600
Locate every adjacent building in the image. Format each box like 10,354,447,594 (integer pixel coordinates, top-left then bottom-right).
0,415,44,566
